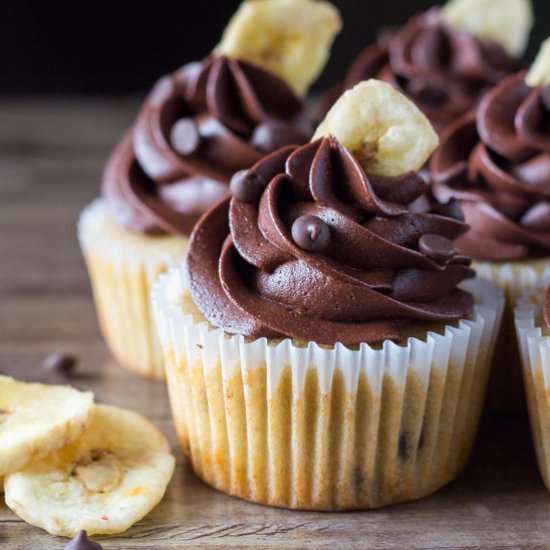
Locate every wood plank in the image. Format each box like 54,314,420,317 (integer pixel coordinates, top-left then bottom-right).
1,99,550,549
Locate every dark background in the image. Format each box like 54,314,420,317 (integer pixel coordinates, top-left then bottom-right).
2,0,549,96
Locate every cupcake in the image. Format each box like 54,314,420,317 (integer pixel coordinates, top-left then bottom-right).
320,0,532,134
153,80,504,510
515,283,550,488
78,0,342,379
431,40,550,412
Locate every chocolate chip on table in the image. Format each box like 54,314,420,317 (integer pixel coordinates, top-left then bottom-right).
64,530,103,550
418,234,456,263
170,118,202,156
43,353,77,375
230,169,267,203
431,198,465,222
291,215,331,252
541,84,550,112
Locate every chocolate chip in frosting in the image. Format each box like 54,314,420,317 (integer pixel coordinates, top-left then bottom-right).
541,84,550,112
171,118,202,156
418,234,456,263
291,215,331,252
431,198,465,222
251,121,308,153
64,530,103,550
520,202,550,231
230,169,267,202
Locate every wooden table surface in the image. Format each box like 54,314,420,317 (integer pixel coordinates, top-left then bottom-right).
2,99,550,550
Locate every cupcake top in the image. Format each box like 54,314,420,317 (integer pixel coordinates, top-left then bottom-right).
187,80,474,346
431,41,550,262
102,0,341,237
102,56,309,236
323,0,532,133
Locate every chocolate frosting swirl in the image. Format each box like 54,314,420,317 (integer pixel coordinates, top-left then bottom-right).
431,72,550,262
322,8,516,134
102,56,311,235
187,137,474,346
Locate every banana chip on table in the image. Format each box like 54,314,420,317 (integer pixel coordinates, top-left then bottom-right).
314,79,439,177
0,376,94,478
441,0,533,58
4,404,175,538
215,0,342,96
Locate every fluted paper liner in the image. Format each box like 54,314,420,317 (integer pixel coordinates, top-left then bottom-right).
515,282,550,490
78,199,188,379
474,259,550,413
153,268,504,509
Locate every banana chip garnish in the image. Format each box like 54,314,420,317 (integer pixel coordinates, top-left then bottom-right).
4,404,175,538
526,38,550,88
215,0,342,96
0,376,94,478
314,79,439,177
441,0,533,57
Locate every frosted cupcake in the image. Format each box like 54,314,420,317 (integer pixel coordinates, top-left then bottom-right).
431,40,550,411
78,0,342,379
153,80,504,510
320,0,532,134
515,283,550,488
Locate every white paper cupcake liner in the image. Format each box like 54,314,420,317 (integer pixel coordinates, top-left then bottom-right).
475,259,550,413
153,267,504,510
78,198,188,379
515,280,550,489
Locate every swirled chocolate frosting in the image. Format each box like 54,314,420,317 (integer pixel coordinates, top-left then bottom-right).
321,8,516,134
102,56,311,235
431,72,550,261
187,137,474,346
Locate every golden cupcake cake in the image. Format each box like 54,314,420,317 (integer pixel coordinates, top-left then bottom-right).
515,283,550,489
78,0,342,379
153,80,504,510
431,40,550,411
320,0,532,134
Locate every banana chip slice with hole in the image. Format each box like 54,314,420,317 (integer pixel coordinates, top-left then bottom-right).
4,404,175,538
0,376,94,478
215,0,342,96
313,79,439,177
441,0,533,58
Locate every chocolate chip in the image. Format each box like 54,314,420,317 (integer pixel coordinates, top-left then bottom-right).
541,84,550,112
229,169,266,202
418,234,456,263
353,468,365,491
291,215,331,252
408,195,432,214
65,530,103,550
44,353,77,375
520,202,550,231
170,118,202,156
251,121,308,153
431,198,465,222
